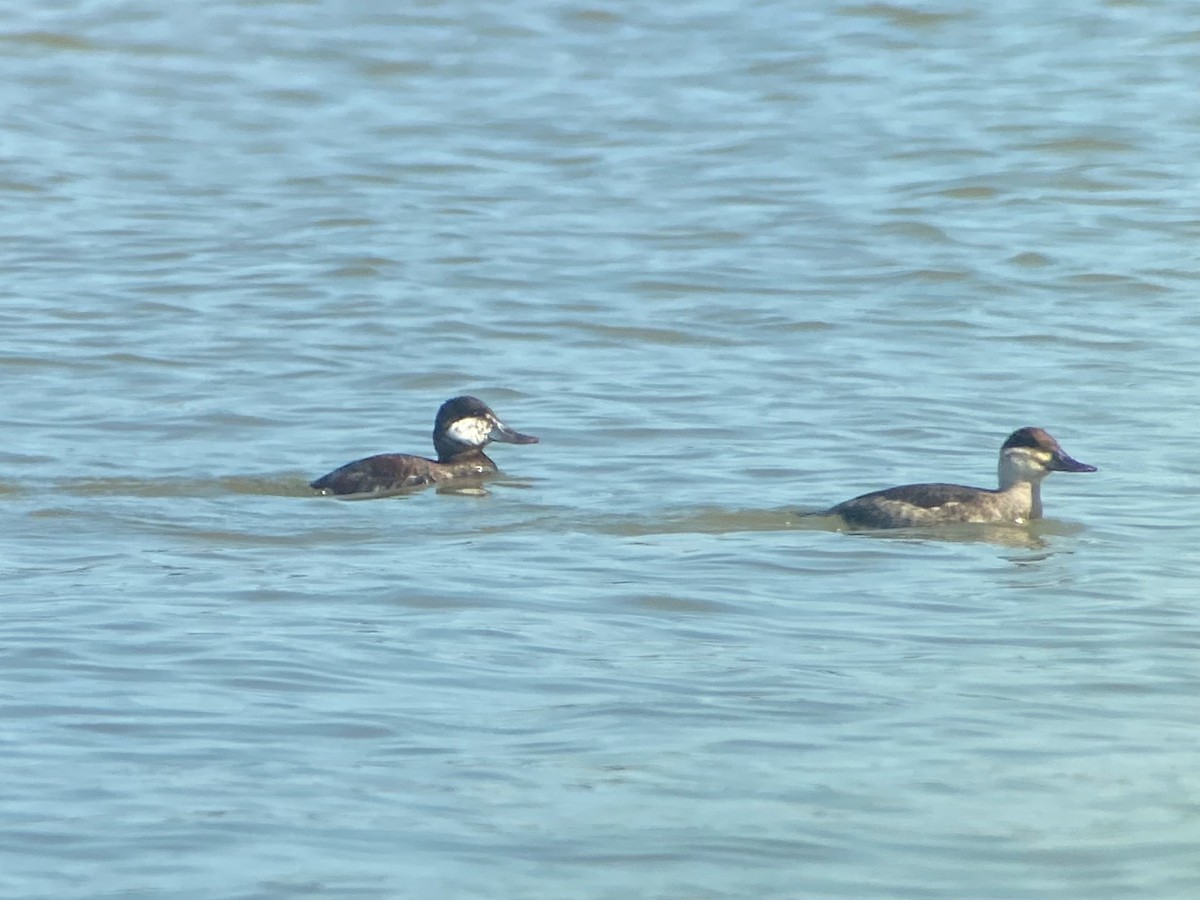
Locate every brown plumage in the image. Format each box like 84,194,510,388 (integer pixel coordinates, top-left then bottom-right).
311,396,538,498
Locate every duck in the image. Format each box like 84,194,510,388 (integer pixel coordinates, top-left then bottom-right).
311,396,538,497
822,427,1096,529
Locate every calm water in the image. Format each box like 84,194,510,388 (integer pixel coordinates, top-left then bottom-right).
3,1,1199,897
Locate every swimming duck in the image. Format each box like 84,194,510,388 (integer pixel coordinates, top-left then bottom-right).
311,396,538,497
823,427,1096,529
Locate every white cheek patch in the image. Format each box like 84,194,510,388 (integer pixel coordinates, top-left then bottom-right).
1028,449,1053,471
445,416,493,447
1006,448,1050,477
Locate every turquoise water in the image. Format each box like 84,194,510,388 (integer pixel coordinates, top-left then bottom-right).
3,2,1199,898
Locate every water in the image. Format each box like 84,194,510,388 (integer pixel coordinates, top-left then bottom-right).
2,1,1199,897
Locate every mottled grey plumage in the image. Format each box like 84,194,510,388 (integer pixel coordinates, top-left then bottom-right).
311,396,537,498
826,427,1096,529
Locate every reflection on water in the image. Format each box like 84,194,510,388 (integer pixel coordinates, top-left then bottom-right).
54,474,315,498
557,503,1075,551
594,505,806,536
48,473,542,501
34,476,1076,551
842,521,1052,551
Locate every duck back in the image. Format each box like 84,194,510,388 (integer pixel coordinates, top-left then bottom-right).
310,451,495,496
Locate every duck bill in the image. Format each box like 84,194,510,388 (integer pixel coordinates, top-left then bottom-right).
489,419,539,445
1050,451,1096,473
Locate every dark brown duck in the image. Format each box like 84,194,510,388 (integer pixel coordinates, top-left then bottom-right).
311,396,538,497
824,427,1096,529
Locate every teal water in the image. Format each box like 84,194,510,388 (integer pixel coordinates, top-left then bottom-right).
3,2,1199,898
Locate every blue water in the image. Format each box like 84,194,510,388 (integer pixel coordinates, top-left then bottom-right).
3,2,1199,898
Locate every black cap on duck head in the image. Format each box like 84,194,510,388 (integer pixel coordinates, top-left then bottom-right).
1002,427,1096,473
433,396,539,459
435,396,491,431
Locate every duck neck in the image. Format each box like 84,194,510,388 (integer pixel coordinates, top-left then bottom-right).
998,459,1044,520
1028,483,1043,519
437,444,495,469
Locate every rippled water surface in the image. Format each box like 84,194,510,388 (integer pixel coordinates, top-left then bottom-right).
3,2,1200,898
